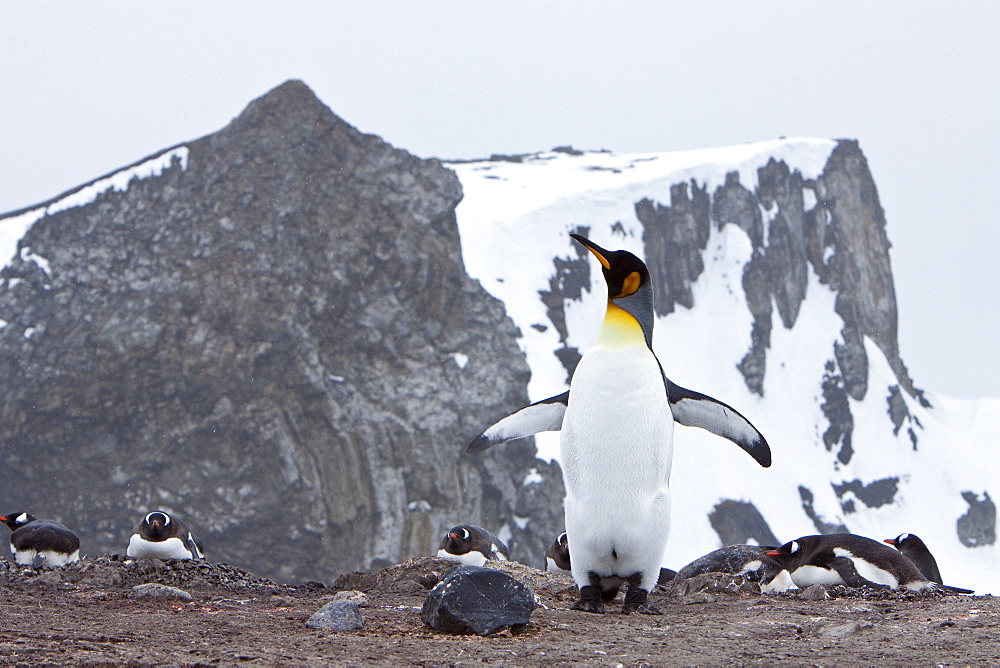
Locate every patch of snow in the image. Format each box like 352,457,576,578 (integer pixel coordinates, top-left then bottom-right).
449,352,469,369
0,146,189,271
19,246,51,277
523,468,544,486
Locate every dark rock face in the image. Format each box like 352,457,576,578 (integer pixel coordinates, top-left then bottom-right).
636,141,922,474
708,500,779,547
0,80,562,583
636,184,711,317
957,491,996,547
799,486,849,535
421,564,534,636
832,477,900,513
537,225,591,383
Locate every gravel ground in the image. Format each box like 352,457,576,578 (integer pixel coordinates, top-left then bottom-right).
0,555,998,665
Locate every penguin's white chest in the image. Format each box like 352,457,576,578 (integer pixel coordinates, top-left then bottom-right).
127,535,195,560
560,343,673,499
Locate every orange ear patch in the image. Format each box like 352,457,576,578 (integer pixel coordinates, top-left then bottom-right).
616,271,641,298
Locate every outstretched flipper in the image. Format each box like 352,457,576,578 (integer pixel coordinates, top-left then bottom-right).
664,376,772,468
467,391,568,453
469,375,771,468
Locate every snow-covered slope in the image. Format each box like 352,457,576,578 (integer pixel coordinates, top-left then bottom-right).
450,139,1000,595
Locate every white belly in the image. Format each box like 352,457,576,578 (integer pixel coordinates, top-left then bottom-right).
436,549,487,566
790,564,847,587
560,344,673,590
13,548,80,567
127,535,194,560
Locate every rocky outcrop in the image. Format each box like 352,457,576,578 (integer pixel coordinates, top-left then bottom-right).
637,142,917,407
0,80,563,583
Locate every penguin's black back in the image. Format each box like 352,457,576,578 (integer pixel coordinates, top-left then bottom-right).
439,525,509,560
887,533,943,585
10,519,80,555
674,544,783,583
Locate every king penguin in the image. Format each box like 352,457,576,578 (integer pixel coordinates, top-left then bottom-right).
0,512,81,568
468,234,771,615
127,511,205,560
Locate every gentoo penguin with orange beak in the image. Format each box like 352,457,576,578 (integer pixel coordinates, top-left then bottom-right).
469,234,771,614
437,525,510,566
0,512,81,568
766,534,972,594
884,533,943,585
127,511,205,560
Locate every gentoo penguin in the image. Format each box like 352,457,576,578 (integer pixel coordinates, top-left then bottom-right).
0,512,81,568
672,545,796,594
766,534,973,593
127,511,205,560
468,234,771,614
436,525,510,566
884,533,943,585
545,532,572,573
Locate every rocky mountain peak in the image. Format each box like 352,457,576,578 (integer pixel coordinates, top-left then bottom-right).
0,80,563,583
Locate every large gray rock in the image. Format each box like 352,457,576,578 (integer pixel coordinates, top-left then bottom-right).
0,80,564,583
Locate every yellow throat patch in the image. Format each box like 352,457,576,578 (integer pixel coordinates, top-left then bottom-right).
597,302,647,347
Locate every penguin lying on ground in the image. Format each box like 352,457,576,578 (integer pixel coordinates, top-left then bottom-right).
672,544,796,593
545,532,572,573
766,534,973,594
436,525,509,566
470,234,771,614
127,511,205,560
0,512,81,568
884,533,943,585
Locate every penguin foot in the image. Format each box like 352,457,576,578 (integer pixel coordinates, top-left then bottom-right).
621,584,662,615
571,585,606,614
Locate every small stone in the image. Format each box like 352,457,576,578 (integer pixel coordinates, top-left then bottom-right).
129,583,193,602
819,620,873,638
306,600,364,631
268,595,297,607
332,590,368,607
798,584,829,601
26,572,64,586
421,565,534,636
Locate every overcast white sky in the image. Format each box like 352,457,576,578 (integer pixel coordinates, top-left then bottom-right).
1,1,997,398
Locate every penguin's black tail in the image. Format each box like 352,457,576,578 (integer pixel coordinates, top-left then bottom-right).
939,583,975,595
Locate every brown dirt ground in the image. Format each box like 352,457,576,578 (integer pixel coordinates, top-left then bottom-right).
0,555,998,666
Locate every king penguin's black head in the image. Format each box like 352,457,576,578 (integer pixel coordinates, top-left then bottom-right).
570,233,650,301
570,233,655,347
